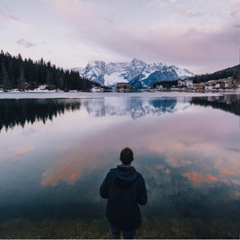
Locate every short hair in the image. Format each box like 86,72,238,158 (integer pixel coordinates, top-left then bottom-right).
120,147,134,165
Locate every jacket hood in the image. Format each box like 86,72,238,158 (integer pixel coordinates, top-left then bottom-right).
112,166,138,187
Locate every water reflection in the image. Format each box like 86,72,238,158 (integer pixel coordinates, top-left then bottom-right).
191,94,240,116
0,94,239,238
84,98,180,119
1,95,239,133
0,99,81,131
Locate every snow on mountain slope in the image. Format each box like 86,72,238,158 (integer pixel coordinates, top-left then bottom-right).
79,58,194,87
170,65,194,79
105,72,128,86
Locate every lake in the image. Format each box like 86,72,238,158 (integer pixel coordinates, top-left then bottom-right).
0,92,239,238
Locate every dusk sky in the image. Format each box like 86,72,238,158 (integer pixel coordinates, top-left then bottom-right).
1,0,240,74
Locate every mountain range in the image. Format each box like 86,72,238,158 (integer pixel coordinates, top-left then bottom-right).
75,58,194,88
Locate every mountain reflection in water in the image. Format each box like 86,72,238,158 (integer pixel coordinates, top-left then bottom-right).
1,95,239,132
0,94,239,238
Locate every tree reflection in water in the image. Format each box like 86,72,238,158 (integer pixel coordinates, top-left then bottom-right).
191,94,240,116
0,99,81,131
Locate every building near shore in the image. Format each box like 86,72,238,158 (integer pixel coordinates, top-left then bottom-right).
115,83,131,92
178,79,193,89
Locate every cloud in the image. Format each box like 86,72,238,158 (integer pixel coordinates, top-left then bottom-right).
219,169,236,176
149,0,177,8
182,171,219,183
17,39,35,48
3,0,236,74
42,158,83,187
15,145,35,156
48,0,97,19
175,9,205,18
8,14,20,22
50,0,236,73
230,0,240,18
0,9,5,17
0,7,23,26
41,139,112,187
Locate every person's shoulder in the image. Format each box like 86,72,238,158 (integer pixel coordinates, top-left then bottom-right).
132,167,141,174
137,172,144,180
106,168,117,176
133,168,144,179
109,167,117,172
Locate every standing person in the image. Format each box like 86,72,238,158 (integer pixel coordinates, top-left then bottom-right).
100,147,147,239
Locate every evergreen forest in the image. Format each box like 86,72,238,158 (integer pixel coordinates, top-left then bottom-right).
0,50,99,92
192,64,240,83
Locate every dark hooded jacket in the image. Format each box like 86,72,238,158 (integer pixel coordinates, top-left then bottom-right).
100,166,147,230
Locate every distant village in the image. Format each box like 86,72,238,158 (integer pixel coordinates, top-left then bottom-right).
92,77,240,93
161,77,237,92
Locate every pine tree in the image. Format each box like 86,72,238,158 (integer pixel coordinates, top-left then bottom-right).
46,70,54,89
18,64,25,91
1,63,10,91
33,65,39,88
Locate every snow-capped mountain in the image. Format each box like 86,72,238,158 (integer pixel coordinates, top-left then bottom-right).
78,58,194,88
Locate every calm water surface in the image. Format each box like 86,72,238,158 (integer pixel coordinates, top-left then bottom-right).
0,93,239,238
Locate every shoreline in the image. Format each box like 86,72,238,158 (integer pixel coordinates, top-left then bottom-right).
0,90,239,100
0,217,239,239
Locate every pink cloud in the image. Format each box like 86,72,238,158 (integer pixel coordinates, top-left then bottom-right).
183,171,219,183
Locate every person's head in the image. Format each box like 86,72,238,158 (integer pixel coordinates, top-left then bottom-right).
120,147,134,165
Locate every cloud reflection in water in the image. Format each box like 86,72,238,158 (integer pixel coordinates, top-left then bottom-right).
40,97,239,192
0,95,239,226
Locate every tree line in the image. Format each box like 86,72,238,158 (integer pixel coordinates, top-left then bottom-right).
0,50,100,92
192,64,240,84
153,64,240,88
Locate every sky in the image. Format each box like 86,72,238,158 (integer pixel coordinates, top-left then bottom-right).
0,0,240,74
